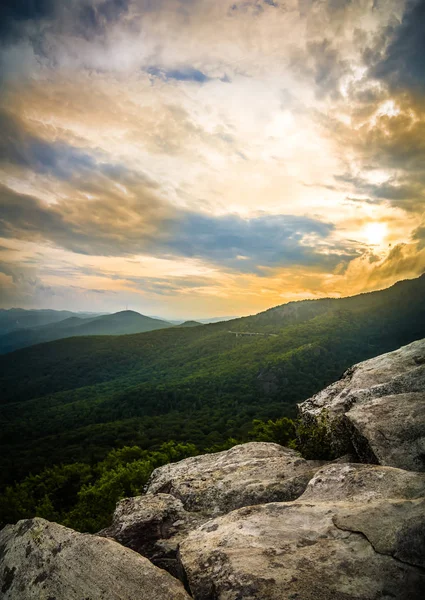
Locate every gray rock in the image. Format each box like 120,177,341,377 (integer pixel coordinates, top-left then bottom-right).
334,498,425,569
0,517,191,600
179,499,425,600
99,493,205,578
300,463,425,503
145,442,322,515
298,339,425,470
346,392,425,471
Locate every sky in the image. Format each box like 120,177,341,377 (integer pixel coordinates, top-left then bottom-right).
0,0,425,319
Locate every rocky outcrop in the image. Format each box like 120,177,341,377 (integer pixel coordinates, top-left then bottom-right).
145,442,322,514
179,494,425,600
0,517,191,600
2,341,425,599
298,339,425,471
179,464,425,599
100,442,323,576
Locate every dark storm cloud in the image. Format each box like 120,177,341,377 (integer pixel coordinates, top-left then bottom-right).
371,0,425,93
0,183,361,272
0,0,55,44
0,0,131,46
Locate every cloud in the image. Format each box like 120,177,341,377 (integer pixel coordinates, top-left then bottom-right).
0,0,131,44
291,38,350,99
335,172,425,212
0,0,424,315
413,224,425,248
0,0,56,44
0,109,100,178
371,0,425,93
170,212,361,272
76,0,131,38
0,181,361,272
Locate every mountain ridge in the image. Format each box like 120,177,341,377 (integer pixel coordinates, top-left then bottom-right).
0,309,172,354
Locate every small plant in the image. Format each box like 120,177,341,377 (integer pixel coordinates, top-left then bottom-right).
294,411,336,460
249,417,296,447
249,412,338,461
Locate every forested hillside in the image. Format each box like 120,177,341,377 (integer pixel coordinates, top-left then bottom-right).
1,274,424,494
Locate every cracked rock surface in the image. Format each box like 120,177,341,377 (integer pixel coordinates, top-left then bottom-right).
0,517,191,600
298,339,425,470
179,495,425,600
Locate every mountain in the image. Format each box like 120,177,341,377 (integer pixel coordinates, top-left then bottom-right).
1,274,425,489
63,310,172,336
0,308,102,334
0,310,172,354
176,320,203,327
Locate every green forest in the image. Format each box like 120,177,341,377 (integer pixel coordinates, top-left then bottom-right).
1,274,425,531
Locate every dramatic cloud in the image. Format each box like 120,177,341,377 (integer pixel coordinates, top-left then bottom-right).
371,0,425,93
0,182,358,272
0,0,424,316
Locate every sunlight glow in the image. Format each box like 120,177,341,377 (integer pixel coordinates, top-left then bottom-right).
363,222,388,245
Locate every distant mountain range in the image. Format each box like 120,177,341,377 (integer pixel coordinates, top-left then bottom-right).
0,308,104,334
0,310,172,354
0,309,238,354
1,273,424,489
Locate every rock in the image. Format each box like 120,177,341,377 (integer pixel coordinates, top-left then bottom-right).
179,499,425,600
0,517,191,600
334,498,425,569
6,341,424,599
145,442,322,515
99,493,205,579
298,339,425,470
346,392,425,471
101,442,324,575
300,463,425,503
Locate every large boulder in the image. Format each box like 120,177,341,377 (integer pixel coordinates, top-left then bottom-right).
298,339,425,470
100,442,323,576
0,517,191,600
179,494,425,599
99,493,205,579
145,442,323,515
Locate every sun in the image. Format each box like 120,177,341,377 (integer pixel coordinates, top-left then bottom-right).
363,222,388,245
